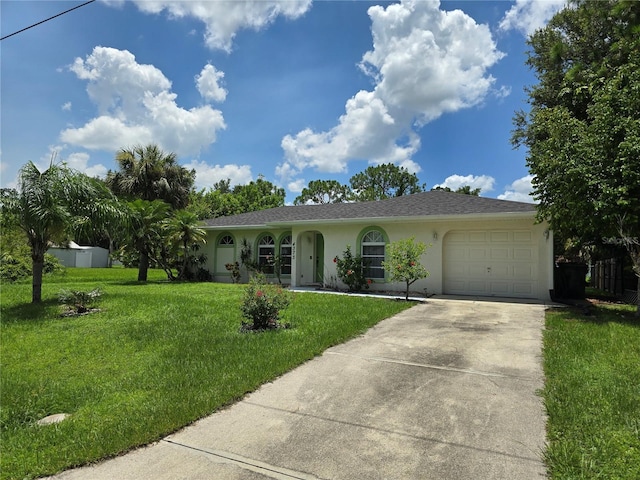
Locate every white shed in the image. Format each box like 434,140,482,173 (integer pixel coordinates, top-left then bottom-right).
48,242,110,268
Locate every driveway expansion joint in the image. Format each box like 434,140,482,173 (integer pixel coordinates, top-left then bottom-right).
326,351,535,380
162,439,324,480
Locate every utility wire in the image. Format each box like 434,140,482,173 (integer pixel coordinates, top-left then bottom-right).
1,0,96,41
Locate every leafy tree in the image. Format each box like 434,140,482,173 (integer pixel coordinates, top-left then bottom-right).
188,177,285,220
1,161,121,302
293,180,352,205
511,0,640,313
188,188,242,220
165,210,206,280
106,144,194,209
232,177,285,213
123,199,171,281
382,237,430,301
431,185,481,195
349,163,425,201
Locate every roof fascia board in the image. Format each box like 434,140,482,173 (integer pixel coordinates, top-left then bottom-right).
202,211,537,230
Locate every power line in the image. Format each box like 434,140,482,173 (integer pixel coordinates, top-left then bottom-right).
1,0,96,41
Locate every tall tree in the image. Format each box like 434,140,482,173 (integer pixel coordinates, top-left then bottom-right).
232,177,285,212
294,180,352,205
1,161,121,302
106,144,194,209
165,210,206,280
123,199,171,281
107,144,195,277
349,163,425,201
512,0,640,313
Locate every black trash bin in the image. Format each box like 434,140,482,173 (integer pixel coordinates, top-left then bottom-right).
554,263,588,299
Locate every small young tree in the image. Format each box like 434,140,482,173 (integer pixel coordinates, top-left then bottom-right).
382,237,430,300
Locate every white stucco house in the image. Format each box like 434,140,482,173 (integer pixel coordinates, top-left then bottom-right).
201,190,554,300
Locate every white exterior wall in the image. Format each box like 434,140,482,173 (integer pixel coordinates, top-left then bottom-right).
204,216,553,300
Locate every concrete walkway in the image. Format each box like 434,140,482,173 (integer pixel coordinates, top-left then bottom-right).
48,297,548,480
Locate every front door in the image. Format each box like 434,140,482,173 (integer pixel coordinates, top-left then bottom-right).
315,234,324,283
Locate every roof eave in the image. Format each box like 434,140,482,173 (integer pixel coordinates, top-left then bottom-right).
203,210,537,230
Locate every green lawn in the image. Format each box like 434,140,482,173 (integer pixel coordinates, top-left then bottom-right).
543,303,640,479
0,268,414,480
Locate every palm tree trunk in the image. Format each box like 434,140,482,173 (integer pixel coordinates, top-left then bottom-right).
32,260,44,303
138,253,149,282
31,247,45,303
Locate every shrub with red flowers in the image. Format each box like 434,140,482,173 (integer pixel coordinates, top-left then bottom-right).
382,237,430,300
240,273,292,331
334,245,369,292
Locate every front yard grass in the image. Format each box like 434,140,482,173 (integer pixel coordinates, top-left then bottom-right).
543,303,640,479
0,268,414,480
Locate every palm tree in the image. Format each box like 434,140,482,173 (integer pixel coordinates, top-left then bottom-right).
125,199,171,282
106,144,194,209
1,161,122,303
165,210,206,280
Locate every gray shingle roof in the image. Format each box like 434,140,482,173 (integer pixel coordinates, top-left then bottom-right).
203,190,536,228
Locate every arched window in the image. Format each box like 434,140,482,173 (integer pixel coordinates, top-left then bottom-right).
218,234,234,246
361,230,385,279
279,234,292,275
258,235,275,274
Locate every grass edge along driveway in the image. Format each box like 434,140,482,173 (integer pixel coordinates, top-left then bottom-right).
542,302,640,479
0,268,414,480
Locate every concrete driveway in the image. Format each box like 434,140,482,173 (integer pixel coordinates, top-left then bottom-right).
48,297,548,480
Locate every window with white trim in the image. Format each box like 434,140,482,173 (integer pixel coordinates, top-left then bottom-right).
258,235,275,274
218,235,234,246
361,230,385,279
280,235,292,275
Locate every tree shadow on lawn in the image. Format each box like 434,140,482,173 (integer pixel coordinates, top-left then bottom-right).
0,298,62,325
557,300,640,328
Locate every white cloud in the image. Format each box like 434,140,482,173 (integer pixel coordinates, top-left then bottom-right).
37,145,108,180
287,178,306,193
498,174,536,203
183,160,253,190
65,152,108,178
499,0,566,36
196,64,227,103
280,0,505,181
432,174,495,193
62,102,72,111
61,47,226,156
111,0,312,52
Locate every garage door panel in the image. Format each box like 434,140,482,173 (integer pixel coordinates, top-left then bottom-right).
469,264,487,276
469,248,487,260
490,282,510,295
490,231,509,242
469,232,487,242
491,264,510,277
514,231,532,242
468,281,488,293
490,248,510,260
513,283,534,295
513,264,534,278
444,230,538,299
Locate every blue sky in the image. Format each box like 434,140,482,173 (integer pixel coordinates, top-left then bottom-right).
1,0,566,203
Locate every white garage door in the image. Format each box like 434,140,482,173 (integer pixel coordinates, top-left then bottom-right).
443,230,537,298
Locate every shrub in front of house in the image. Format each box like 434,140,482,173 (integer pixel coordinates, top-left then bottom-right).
240,273,292,331
334,245,369,292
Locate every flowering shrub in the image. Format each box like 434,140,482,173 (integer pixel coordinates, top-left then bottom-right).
334,245,369,292
225,261,241,283
382,237,430,300
240,273,292,330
